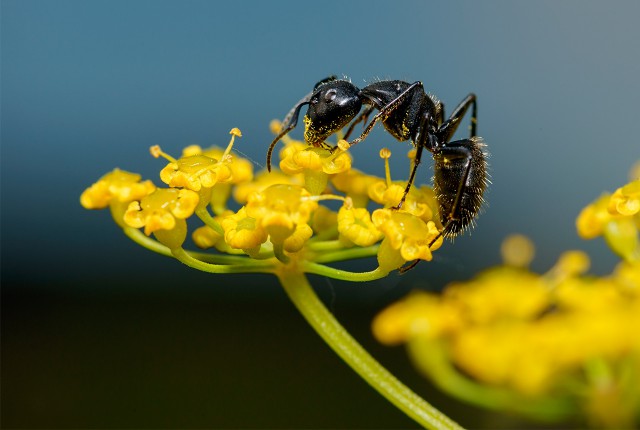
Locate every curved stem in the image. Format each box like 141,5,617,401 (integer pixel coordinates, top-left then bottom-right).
313,244,380,263
196,207,224,235
277,270,463,430
172,248,277,274
302,261,387,282
123,227,266,265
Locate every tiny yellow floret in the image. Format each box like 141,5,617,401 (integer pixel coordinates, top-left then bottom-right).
337,205,383,247
245,184,318,248
80,168,155,209
221,207,268,250
372,209,443,268
124,188,199,237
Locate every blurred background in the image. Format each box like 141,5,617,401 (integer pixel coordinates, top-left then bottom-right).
2,0,639,428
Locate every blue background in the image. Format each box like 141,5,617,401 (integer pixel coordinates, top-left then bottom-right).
2,1,639,428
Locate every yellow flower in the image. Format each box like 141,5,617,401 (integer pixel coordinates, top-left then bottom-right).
374,224,640,425
548,250,591,278
608,180,640,216
156,128,242,193
220,207,268,251
191,209,234,250
337,204,383,247
372,209,443,271
577,178,640,262
554,276,629,313
310,205,338,236
245,184,317,248
450,323,549,393
279,141,323,175
372,292,462,345
445,268,550,325
183,144,254,185
233,169,303,205
576,194,614,239
613,260,640,295
368,180,440,225
192,225,223,249
123,188,199,248
282,223,314,253
80,168,155,209
159,154,233,191
277,140,352,196
331,169,379,207
604,217,639,262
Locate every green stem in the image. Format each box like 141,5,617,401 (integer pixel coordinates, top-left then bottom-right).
307,240,345,252
123,227,266,266
313,244,380,263
196,208,224,235
172,247,277,274
277,270,463,430
302,261,388,282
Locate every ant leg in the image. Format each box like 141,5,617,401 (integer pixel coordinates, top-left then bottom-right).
438,93,477,142
267,101,309,171
394,109,434,210
347,81,424,148
343,105,375,140
393,142,425,210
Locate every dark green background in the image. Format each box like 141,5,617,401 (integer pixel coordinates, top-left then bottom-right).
3,0,639,428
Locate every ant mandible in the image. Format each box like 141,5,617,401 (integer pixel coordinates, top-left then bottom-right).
267,76,488,263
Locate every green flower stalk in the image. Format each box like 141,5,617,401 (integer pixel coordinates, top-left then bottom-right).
80,125,459,429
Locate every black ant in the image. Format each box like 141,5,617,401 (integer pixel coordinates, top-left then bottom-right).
267,76,488,268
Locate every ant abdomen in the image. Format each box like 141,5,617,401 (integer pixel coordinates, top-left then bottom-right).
432,137,488,237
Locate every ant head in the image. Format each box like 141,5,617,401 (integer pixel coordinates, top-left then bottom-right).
304,80,362,146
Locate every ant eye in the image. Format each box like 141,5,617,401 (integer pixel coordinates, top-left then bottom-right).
324,89,337,103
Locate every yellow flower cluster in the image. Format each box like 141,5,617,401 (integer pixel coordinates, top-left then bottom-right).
373,173,640,428
80,125,445,276
577,176,640,263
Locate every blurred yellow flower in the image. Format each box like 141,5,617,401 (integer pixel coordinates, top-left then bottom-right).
608,180,640,216
578,177,640,263
375,173,640,428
